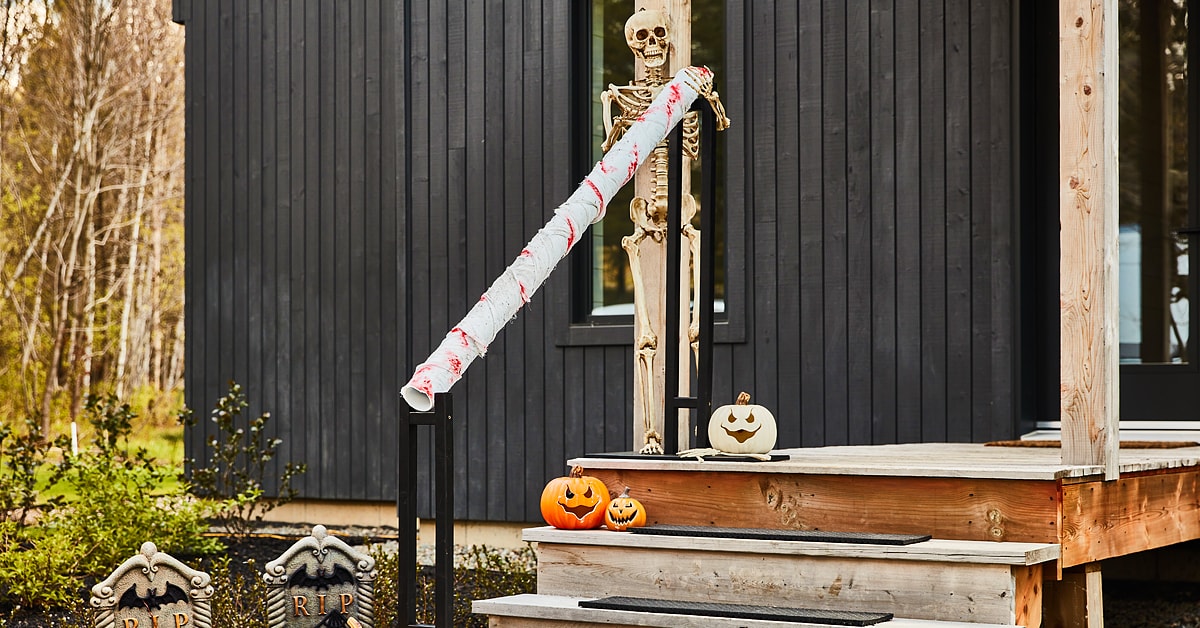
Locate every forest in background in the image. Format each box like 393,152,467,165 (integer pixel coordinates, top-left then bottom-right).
0,0,185,436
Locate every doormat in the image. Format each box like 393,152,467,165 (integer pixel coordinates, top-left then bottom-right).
986,440,1198,448
578,596,892,626
630,524,930,545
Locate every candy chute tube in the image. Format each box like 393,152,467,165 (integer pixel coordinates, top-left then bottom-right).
401,67,714,412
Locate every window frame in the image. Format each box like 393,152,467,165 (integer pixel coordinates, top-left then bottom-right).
561,0,746,347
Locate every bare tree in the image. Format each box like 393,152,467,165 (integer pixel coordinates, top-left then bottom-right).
0,0,185,432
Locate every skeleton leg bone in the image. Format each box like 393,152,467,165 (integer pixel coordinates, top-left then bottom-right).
623,196,664,455
682,194,702,362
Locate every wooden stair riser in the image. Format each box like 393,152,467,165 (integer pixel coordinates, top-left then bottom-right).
587,469,1061,544
535,544,1042,625
476,594,1026,628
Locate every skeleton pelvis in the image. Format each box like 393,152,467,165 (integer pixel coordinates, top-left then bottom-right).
628,196,666,239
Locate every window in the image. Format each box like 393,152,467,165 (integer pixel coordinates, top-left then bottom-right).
571,0,727,323
1028,0,1200,422
1118,0,1191,365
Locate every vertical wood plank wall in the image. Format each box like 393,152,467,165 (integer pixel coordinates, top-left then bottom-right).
179,0,1020,520
729,0,1016,450
181,0,407,502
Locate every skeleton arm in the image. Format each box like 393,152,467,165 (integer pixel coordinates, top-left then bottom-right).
601,84,656,153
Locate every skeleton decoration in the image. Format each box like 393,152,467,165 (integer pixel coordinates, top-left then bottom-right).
401,66,724,413
600,8,730,455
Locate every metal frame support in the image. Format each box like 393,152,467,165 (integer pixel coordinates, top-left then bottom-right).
399,393,454,628
664,100,719,452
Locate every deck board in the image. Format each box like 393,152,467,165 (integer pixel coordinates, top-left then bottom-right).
573,442,1200,480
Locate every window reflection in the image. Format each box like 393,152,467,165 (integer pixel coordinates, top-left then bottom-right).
1118,0,1190,363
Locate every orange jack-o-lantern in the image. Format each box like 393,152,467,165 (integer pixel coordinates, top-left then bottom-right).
605,487,647,531
540,466,610,529
707,392,777,454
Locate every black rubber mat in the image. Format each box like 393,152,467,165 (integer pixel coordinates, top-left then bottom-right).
584,451,791,462
579,596,893,626
630,524,931,545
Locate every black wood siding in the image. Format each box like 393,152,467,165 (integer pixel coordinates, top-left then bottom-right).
179,0,406,502
178,0,1021,520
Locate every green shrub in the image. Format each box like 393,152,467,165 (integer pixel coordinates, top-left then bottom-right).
369,544,537,628
207,556,270,628
0,521,82,611
0,395,221,612
0,417,67,525
181,381,306,537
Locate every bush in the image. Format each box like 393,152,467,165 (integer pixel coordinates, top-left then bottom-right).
181,381,306,537
0,418,67,526
208,556,270,628
369,544,537,628
0,395,221,613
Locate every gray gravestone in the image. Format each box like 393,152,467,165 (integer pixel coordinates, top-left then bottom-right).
90,541,213,628
263,525,377,628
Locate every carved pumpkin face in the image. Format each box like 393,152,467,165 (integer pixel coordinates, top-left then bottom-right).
605,487,647,531
707,392,777,454
540,466,610,529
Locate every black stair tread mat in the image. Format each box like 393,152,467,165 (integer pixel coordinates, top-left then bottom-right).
630,524,931,545
579,596,892,626
584,451,791,462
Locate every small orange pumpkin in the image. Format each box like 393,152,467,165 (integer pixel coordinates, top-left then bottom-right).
605,487,647,531
540,466,610,529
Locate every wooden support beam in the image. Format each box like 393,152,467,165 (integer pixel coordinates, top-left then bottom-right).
1060,468,1200,566
1043,563,1103,628
1058,0,1119,479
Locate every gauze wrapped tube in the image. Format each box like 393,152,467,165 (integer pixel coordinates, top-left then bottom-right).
401,67,712,411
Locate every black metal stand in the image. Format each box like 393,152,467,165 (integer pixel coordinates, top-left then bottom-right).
663,100,719,453
399,393,454,628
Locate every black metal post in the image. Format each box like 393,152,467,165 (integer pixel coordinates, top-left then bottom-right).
664,123,686,455
399,393,454,628
696,102,718,448
663,101,719,452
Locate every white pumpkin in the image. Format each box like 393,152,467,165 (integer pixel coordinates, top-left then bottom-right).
707,392,777,454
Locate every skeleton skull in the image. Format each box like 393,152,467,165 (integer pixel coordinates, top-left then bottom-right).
625,9,670,69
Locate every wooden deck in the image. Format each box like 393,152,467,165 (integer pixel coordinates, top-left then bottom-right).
569,442,1200,568
575,442,1200,480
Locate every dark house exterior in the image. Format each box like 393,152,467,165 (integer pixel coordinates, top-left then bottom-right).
173,0,1195,522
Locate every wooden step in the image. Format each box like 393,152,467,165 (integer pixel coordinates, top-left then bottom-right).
525,527,1057,625
474,594,1022,628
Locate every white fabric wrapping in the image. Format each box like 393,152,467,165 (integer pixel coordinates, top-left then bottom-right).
401,67,713,411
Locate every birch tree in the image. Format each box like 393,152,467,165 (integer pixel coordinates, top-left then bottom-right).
0,0,185,433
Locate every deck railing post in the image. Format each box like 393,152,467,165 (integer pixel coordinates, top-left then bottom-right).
664,100,718,452
399,392,454,628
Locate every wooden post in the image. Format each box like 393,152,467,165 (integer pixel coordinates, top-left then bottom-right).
628,0,694,452
1042,563,1103,628
1059,0,1119,479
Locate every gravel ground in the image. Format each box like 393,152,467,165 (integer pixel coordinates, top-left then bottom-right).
1105,581,1200,627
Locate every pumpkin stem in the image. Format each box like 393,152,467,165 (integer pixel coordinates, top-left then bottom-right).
736,391,752,405
569,465,585,478
621,486,632,498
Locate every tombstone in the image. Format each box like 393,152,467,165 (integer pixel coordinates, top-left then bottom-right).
90,541,213,628
263,525,377,628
